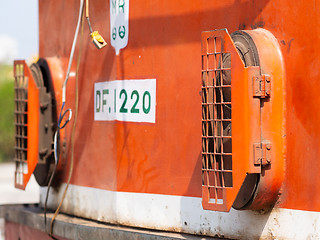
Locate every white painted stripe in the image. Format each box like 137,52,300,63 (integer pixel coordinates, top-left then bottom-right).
41,185,320,240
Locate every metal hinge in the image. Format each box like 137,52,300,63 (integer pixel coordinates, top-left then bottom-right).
254,142,271,166
253,74,271,98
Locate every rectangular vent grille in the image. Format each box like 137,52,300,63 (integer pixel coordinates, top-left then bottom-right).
202,36,232,206
14,63,28,186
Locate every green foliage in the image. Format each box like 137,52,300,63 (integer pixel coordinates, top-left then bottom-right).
0,64,14,162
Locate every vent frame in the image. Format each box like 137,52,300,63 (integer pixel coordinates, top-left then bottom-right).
201,29,261,211
14,60,40,190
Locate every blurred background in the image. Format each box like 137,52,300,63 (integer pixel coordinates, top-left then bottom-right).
0,0,39,162
0,0,40,238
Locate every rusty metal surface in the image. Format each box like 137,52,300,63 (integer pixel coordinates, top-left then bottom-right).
0,204,222,240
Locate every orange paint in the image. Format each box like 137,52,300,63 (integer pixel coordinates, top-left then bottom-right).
14,61,40,190
36,0,320,212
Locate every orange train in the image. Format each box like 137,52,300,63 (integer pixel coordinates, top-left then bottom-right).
6,0,320,239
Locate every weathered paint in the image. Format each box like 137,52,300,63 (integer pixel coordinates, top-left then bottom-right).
33,0,320,239
1,205,208,240
41,184,320,240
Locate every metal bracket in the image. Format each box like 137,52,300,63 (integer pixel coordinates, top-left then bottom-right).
253,74,271,98
254,142,271,166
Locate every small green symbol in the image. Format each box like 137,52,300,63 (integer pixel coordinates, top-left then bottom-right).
119,26,125,39
109,107,111,113
119,0,125,13
111,0,116,14
112,27,117,40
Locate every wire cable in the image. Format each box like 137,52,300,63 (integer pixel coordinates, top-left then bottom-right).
49,1,84,237
44,0,84,237
85,0,107,49
86,0,93,34
44,104,71,233
62,0,85,104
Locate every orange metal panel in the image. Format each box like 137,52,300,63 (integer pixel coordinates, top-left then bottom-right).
200,29,264,211
14,61,40,190
37,0,320,212
245,29,286,209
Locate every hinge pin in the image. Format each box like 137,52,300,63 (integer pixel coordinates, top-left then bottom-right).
253,74,271,98
254,142,272,166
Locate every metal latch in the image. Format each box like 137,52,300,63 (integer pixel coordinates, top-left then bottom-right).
254,142,271,166
253,74,271,98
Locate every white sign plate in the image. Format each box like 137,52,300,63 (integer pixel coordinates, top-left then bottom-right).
110,0,129,55
94,79,156,123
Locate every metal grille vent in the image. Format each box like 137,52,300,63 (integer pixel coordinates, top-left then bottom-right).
202,35,232,206
14,63,28,186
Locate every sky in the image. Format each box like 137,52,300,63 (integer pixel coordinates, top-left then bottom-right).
0,0,38,63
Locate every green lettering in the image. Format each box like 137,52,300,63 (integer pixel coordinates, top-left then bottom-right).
119,0,125,13
114,89,116,112
96,90,101,112
119,26,125,39
102,89,109,112
143,91,151,114
112,0,116,14
130,90,140,113
112,27,117,40
119,89,128,113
